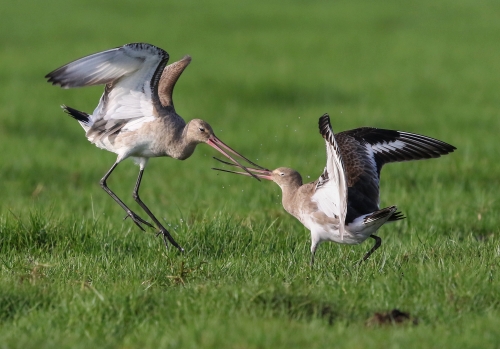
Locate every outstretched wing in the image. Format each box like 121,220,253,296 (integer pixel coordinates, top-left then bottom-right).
336,127,456,222
312,114,348,240
45,43,167,88
339,127,456,177
46,43,170,131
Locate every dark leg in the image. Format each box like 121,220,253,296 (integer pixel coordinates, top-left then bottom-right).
361,235,382,262
100,162,153,231
132,169,184,252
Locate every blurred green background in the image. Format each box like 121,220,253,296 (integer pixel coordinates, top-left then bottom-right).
3,0,498,219
1,0,499,348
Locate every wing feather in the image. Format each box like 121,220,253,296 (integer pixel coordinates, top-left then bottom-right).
339,127,456,173
45,43,167,88
312,114,348,240
46,43,171,138
334,126,455,223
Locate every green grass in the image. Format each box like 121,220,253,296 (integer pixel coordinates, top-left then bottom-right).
1,0,500,348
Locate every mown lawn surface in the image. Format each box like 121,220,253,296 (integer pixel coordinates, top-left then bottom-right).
1,0,499,348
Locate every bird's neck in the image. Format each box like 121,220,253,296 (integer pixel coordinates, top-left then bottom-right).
171,126,198,160
280,183,302,216
160,116,197,160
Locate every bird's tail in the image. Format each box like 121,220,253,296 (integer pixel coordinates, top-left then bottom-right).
62,105,91,130
387,210,405,222
347,205,402,237
363,206,400,225
346,206,405,243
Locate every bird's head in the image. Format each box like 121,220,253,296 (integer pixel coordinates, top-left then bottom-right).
186,119,214,144
269,167,303,188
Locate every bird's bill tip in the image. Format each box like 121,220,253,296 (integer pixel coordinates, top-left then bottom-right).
211,156,272,181
206,136,266,181
207,136,267,169
212,167,273,181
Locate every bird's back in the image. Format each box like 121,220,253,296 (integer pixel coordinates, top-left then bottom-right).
335,133,380,223
335,127,456,223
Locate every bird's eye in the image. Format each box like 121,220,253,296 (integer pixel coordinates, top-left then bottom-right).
198,127,205,132
280,173,285,177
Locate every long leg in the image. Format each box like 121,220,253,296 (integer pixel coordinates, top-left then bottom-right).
100,162,153,231
361,234,382,262
132,168,184,252
310,241,319,267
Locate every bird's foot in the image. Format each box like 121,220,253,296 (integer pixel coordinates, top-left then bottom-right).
156,228,184,253
124,211,154,231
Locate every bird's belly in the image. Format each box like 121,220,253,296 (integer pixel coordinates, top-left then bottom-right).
108,130,166,160
305,214,369,245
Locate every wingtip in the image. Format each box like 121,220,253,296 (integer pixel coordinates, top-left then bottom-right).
318,113,330,125
318,113,332,139
45,71,70,88
45,74,56,85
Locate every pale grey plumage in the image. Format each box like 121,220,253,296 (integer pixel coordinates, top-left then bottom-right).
214,113,456,265
46,43,263,251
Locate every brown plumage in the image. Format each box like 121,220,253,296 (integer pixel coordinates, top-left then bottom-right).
214,114,456,265
46,43,265,251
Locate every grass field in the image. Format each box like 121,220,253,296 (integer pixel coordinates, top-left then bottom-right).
1,0,500,348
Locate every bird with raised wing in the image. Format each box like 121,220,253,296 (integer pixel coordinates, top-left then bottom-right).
214,114,456,265
46,43,264,252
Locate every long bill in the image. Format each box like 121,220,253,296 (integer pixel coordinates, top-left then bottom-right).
212,157,273,181
206,136,268,181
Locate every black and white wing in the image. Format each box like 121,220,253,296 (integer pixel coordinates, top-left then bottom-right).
312,114,348,240
336,126,455,222
45,43,170,132
338,127,456,176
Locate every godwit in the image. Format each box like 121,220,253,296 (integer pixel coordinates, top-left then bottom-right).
214,114,456,265
46,43,264,252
